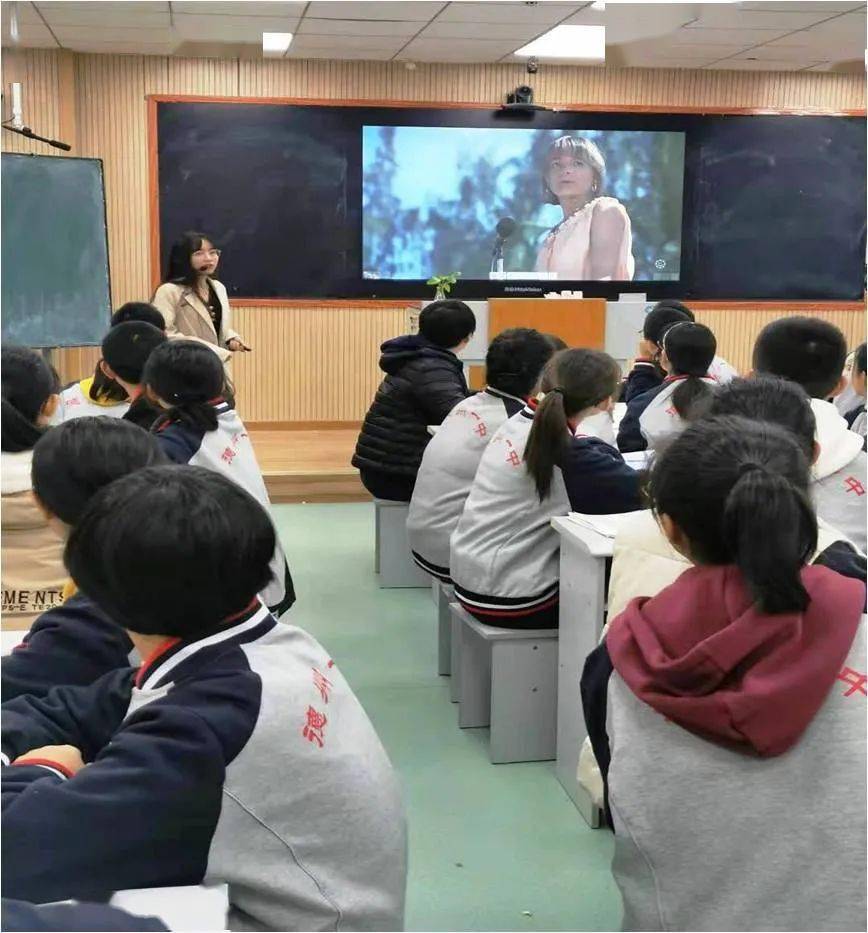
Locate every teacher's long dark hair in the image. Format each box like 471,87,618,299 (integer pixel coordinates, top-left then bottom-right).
164,230,220,288
144,340,226,434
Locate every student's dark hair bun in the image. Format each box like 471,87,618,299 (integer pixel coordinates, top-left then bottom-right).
143,340,226,433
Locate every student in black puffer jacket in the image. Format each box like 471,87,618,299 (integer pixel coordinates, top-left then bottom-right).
353,300,476,501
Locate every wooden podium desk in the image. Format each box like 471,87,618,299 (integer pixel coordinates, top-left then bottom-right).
466,298,607,389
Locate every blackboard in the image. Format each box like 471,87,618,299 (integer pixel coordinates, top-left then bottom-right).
2,154,111,347
154,101,865,302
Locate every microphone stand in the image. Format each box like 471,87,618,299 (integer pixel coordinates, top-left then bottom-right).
2,123,72,151
491,237,505,276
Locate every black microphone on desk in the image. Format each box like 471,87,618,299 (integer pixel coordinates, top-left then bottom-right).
491,217,517,276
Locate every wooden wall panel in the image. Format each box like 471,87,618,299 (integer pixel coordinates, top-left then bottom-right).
3,48,865,421
694,306,866,376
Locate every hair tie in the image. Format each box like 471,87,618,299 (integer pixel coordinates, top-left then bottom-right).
737,461,765,479
548,387,565,398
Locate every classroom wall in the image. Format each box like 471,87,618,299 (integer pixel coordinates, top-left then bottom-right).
2,48,864,424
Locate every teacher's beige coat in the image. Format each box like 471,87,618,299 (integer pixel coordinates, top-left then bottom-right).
152,279,240,363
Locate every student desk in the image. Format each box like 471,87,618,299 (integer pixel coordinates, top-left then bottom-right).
551,516,614,827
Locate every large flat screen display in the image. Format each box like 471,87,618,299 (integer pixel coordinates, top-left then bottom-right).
362,126,686,283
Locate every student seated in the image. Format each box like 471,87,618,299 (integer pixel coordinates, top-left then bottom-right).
143,340,295,617
3,418,167,701
98,321,167,430
844,342,867,447
407,327,555,582
617,321,716,453
622,300,736,403
607,376,867,621
753,316,867,553
450,348,642,629
2,898,167,932
1,466,407,931
352,299,476,502
581,416,866,932
52,303,166,425
1,346,65,626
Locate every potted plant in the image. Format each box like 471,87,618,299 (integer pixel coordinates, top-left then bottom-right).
426,272,461,300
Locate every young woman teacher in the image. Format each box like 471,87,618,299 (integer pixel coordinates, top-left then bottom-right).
152,231,251,364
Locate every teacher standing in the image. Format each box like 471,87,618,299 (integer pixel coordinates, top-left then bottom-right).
152,231,250,364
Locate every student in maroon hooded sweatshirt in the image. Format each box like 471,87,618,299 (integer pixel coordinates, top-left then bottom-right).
582,415,866,933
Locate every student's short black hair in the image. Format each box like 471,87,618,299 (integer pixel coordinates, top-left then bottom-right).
144,340,226,433
486,328,557,398
66,466,275,637
643,301,695,345
543,334,568,352
110,302,166,331
752,316,848,399
855,343,867,377
649,416,817,615
705,376,816,460
102,322,167,385
32,417,168,525
1,345,60,453
419,300,476,349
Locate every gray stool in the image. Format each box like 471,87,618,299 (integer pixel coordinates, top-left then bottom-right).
432,579,454,677
450,602,558,764
373,499,431,588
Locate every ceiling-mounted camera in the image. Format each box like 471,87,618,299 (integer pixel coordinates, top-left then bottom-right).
501,83,551,113
526,57,539,74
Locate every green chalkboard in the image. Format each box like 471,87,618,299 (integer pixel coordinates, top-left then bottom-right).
2,154,111,347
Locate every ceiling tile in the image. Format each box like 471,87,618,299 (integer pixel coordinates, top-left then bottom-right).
305,2,443,21
1,22,58,47
418,20,542,40
739,2,862,11
59,40,181,55
714,59,828,71
670,26,790,44
684,7,837,29
729,45,823,62
2,3,45,24
170,2,306,14
39,2,170,26
400,36,523,61
172,13,300,40
298,18,422,37
434,2,581,25
50,24,178,41
613,38,748,60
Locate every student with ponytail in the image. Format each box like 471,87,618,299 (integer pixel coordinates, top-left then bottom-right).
617,320,717,453
1,346,65,626
450,348,642,629
581,416,866,932
143,341,295,617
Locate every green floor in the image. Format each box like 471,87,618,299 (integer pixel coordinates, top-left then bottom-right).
273,501,622,933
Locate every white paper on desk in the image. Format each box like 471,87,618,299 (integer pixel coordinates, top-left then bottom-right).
111,883,229,931
622,449,652,471
567,512,640,539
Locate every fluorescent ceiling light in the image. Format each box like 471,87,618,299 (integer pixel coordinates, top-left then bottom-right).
515,25,605,61
262,32,293,56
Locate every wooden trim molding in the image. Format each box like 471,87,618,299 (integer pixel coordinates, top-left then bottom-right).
247,420,362,431
145,93,866,117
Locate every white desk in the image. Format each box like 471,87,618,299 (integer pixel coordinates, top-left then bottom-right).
551,515,617,827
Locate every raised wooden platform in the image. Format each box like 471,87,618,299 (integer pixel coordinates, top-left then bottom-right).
249,428,369,503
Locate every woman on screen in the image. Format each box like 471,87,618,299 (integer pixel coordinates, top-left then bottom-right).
152,231,250,364
535,136,635,281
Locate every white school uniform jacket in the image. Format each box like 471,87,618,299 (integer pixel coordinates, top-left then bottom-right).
450,404,642,617
811,398,868,555
407,387,524,581
618,375,716,454
51,377,130,425
154,400,295,617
